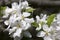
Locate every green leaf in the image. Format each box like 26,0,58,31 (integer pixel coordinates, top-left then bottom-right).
47,14,56,27
25,7,35,13
31,22,39,27
0,6,6,10
0,6,6,17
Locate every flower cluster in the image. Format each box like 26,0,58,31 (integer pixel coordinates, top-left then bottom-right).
35,13,60,40
3,0,34,40
2,0,60,40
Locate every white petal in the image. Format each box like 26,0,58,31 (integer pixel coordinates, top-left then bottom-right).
41,14,47,23
13,28,22,38
5,7,13,14
23,12,31,17
24,18,34,23
24,23,31,30
12,2,18,9
9,14,17,23
23,31,32,38
42,14,47,19
21,1,28,8
44,36,52,40
21,20,31,30
9,27,17,34
37,31,46,37
56,26,60,30
57,13,60,20
4,20,9,25
43,24,51,32
36,15,40,23
3,14,9,18
26,7,31,9
21,20,26,28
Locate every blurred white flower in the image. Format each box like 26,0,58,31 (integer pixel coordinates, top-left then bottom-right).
36,24,52,37
36,14,47,31
36,14,47,23
4,8,33,40
3,0,34,40
36,23,60,40
36,22,56,39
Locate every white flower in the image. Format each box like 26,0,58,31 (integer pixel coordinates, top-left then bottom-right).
36,14,47,23
36,15,47,31
4,13,33,38
37,24,51,37
4,11,33,30
41,14,47,23
3,0,33,39
36,24,55,40
36,23,60,40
